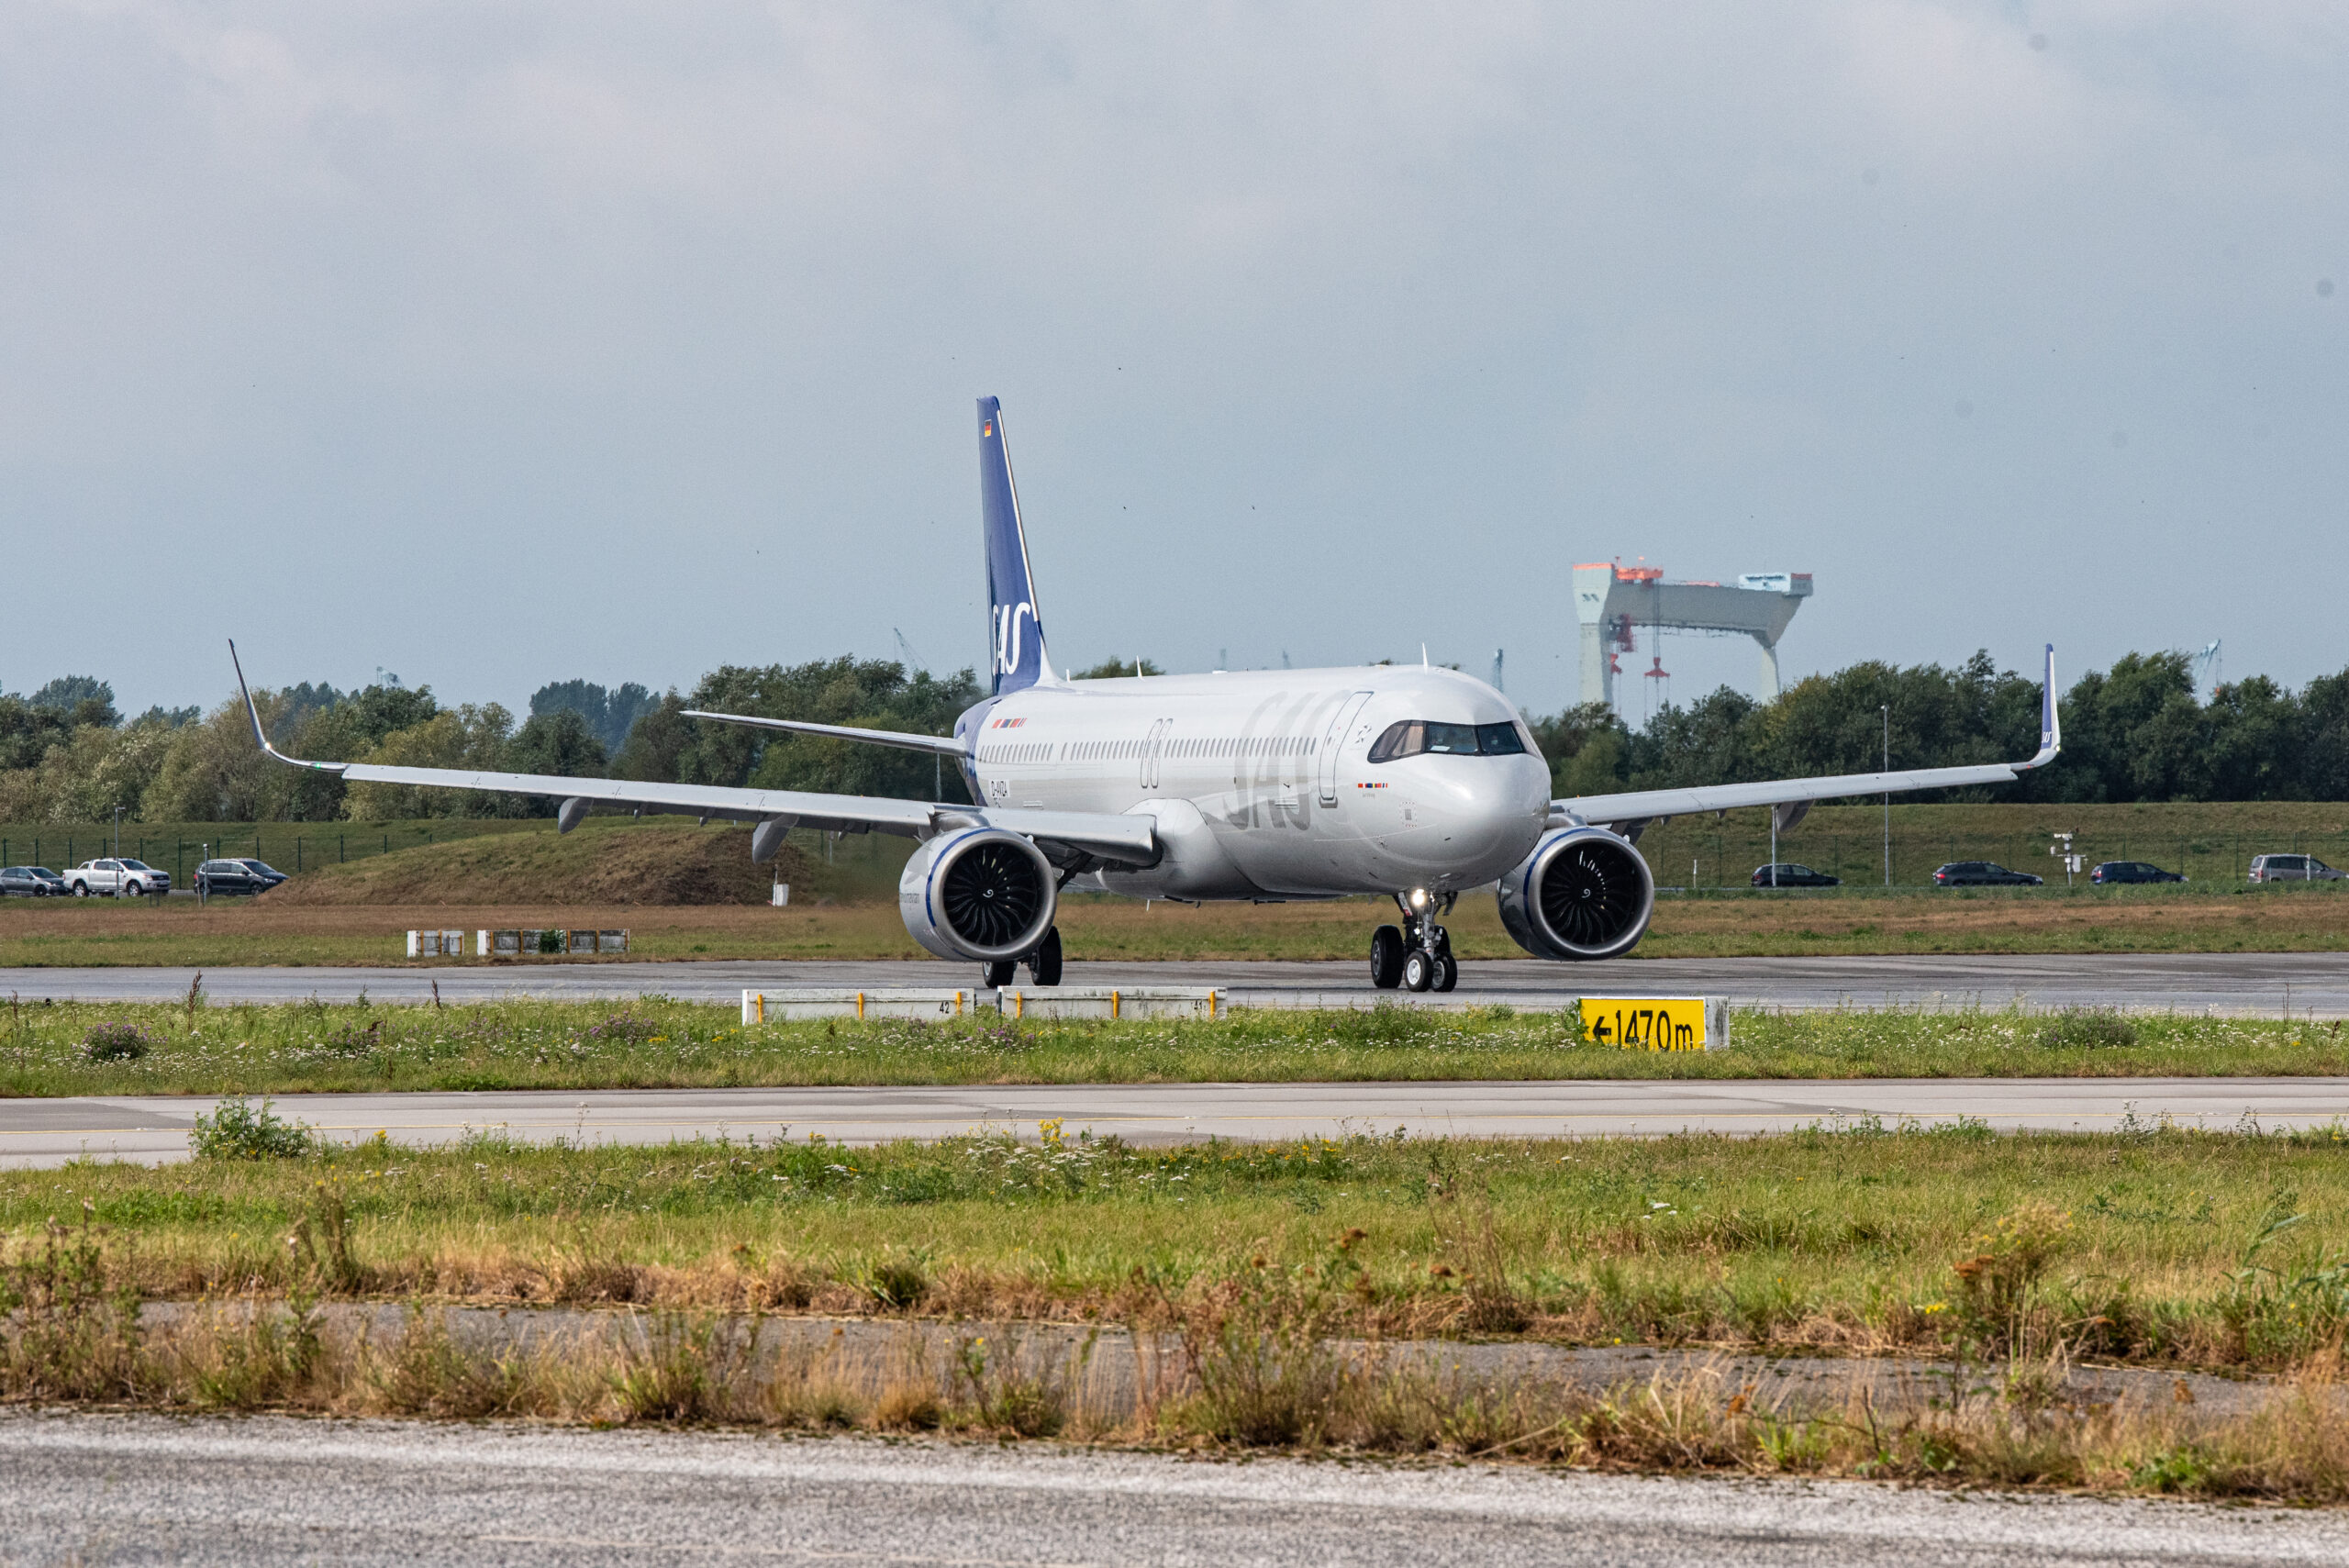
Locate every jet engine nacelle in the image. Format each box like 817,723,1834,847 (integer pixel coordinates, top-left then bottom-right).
898,827,1059,963
1496,826,1654,962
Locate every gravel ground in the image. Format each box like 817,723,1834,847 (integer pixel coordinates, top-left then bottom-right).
5,1409,2346,1566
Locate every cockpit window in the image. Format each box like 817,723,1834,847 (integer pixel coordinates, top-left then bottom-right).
1367,720,1528,762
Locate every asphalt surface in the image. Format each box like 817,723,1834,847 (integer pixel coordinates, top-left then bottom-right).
8,1076,2343,1167
6,1412,2344,1566
5,950,2349,1013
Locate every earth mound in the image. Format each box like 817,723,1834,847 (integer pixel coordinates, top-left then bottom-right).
262,823,817,906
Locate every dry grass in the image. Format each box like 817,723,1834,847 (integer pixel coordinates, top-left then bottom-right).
0,899,922,966
9,1248,2349,1500
18,1118,2349,1501
9,882,2349,968
263,822,818,907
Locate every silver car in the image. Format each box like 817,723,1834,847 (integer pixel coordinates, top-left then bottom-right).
2247,853,2346,884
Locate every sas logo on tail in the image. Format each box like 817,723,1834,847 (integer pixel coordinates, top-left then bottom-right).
992,599,1035,676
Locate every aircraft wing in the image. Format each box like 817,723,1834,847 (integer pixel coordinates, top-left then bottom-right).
228,646,1156,866
679,709,966,758
1556,644,2060,830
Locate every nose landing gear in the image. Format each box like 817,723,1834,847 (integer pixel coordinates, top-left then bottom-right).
1370,892,1457,993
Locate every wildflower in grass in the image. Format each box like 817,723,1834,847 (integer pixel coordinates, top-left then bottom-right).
585,1012,659,1046
82,1022,154,1062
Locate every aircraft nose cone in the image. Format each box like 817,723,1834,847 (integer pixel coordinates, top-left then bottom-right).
1430,757,1550,878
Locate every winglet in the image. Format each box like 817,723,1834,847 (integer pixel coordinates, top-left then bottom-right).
2016,643,2060,771
228,640,346,773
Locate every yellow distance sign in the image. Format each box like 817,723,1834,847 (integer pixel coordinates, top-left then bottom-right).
1579,996,1714,1052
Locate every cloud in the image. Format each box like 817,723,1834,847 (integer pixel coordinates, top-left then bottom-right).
0,2,2343,711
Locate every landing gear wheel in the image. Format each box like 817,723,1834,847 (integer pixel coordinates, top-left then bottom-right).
1432,953,1458,993
1402,949,1435,993
1370,926,1405,989
982,960,1017,987
1026,927,1063,986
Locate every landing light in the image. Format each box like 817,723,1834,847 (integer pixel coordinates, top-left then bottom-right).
1408,887,1431,911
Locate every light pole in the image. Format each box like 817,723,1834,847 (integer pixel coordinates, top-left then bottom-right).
1881,705,1890,886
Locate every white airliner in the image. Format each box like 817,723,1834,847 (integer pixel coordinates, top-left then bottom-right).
235,396,2058,992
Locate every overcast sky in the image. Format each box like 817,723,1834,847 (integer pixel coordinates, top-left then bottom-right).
3,2,2342,722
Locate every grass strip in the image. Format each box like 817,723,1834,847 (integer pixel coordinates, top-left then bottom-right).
12,1123,2349,1499
0,997,2343,1096
12,1120,2349,1373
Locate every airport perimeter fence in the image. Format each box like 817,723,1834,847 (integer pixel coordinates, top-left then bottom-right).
1637,820,2349,891
0,821,494,888
0,814,2338,897
0,817,918,900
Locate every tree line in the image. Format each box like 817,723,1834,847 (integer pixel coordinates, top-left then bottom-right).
1534,649,2349,805
3,647,2342,826
0,662,983,824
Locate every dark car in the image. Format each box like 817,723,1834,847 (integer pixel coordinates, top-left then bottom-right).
0,866,65,897
195,859,288,896
1752,862,1841,887
1933,861,2043,887
2091,861,2184,884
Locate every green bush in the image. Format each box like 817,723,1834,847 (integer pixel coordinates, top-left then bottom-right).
2038,1008,2139,1051
189,1097,316,1161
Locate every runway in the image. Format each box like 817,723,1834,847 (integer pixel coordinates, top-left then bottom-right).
6,1412,2342,1566
4,950,2349,1014
8,1075,2343,1168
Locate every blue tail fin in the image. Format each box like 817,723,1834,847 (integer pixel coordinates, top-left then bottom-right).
978,396,1055,694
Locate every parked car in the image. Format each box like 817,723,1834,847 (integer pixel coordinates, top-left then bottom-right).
0,866,66,897
195,859,287,896
62,858,171,896
2248,853,2348,884
2091,861,2185,884
1932,861,2043,887
1751,862,1841,887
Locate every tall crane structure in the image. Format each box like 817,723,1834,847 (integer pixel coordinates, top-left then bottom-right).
1573,562,1813,712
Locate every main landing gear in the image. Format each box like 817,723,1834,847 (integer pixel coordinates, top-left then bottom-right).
982,926,1063,989
1370,891,1456,994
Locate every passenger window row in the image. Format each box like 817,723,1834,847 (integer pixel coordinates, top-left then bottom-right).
1035,737,1319,763
992,722,1536,768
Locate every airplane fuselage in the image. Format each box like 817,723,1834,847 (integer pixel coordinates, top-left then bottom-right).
952,665,1551,902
